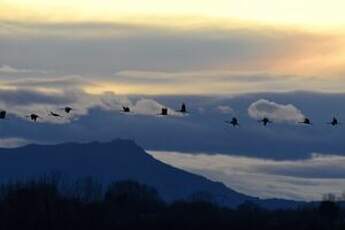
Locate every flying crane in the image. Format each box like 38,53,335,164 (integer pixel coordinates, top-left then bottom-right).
225,117,239,127
299,118,312,125
259,117,272,126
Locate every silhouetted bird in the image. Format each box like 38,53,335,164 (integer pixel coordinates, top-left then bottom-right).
64,107,72,114
299,118,312,125
122,106,131,113
179,103,187,113
27,114,40,122
161,108,168,116
0,111,6,120
225,117,239,127
328,117,339,126
49,112,63,118
259,117,272,126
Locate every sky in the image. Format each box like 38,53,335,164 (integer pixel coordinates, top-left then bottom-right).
0,91,343,200
0,1,345,201
1,0,345,94
2,0,345,28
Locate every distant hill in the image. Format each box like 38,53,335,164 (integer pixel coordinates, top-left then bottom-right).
0,139,301,208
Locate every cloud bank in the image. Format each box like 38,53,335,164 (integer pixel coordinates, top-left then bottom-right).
0,20,345,94
0,86,181,124
149,151,345,201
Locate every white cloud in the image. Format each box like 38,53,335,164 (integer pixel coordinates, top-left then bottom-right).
0,138,31,148
248,99,305,123
0,86,180,124
132,99,180,116
149,151,345,201
217,105,234,114
98,92,132,111
0,89,92,124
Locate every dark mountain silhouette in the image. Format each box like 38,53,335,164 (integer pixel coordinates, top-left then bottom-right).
0,140,300,208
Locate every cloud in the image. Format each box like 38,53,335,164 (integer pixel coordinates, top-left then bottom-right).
0,86,180,124
0,21,344,94
0,64,49,74
0,22,344,92
0,91,342,202
2,76,93,89
0,91,343,159
0,88,75,106
217,105,234,114
97,93,181,116
149,151,345,201
248,99,305,123
0,88,88,124
114,70,277,84
132,99,180,116
0,65,25,73
0,138,31,148
0,73,183,119
98,92,132,111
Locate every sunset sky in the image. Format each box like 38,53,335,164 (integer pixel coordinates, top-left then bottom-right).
2,0,345,28
1,1,345,200
1,0,345,94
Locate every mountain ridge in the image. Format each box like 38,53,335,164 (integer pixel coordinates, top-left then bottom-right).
0,139,301,208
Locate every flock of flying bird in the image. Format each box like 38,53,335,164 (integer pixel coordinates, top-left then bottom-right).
0,106,73,122
0,103,341,127
225,114,340,127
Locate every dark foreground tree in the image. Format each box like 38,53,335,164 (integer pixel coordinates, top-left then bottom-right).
0,178,343,230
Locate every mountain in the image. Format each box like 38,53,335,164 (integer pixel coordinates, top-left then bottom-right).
0,139,300,208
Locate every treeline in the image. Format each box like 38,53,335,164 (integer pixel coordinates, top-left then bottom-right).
0,178,343,230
